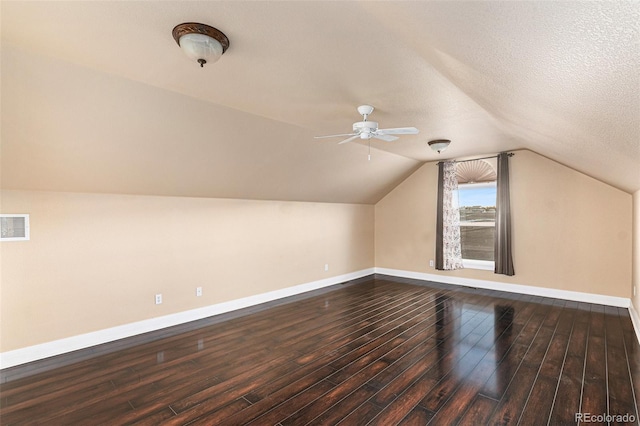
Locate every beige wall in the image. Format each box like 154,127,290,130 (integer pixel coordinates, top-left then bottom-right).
633,190,640,313
375,150,633,298
0,190,374,351
1,151,635,354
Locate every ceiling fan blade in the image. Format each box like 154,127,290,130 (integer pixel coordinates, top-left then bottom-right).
377,127,419,135
338,135,360,145
373,134,399,142
314,133,357,139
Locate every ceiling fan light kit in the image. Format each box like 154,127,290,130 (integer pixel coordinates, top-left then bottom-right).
315,105,419,146
172,22,229,67
353,121,378,139
428,139,451,154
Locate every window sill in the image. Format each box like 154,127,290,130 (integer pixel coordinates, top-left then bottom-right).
462,259,495,271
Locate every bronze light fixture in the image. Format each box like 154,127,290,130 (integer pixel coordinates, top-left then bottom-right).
172,23,230,67
428,139,451,154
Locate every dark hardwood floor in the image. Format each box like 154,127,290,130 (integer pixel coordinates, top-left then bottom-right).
1,275,639,425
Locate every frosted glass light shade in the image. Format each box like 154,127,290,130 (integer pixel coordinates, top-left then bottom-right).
179,33,224,65
172,23,229,67
428,139,451,153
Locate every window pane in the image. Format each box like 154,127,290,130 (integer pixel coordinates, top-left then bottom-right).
460,226,495,261
458,184,496,222
459,206,495,223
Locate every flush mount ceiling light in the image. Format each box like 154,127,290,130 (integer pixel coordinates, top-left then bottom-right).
172,22,229,67
428,139,451,154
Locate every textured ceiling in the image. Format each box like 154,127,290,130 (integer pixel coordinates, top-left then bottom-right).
1,1,638,204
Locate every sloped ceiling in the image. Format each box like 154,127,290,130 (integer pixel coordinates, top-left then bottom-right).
1,1,638,204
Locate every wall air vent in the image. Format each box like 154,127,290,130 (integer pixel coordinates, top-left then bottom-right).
1,214,30,241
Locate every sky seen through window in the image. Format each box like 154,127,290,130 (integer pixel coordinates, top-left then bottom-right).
458,186,496,207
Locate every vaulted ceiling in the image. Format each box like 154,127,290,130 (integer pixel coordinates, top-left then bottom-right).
2,1,638,204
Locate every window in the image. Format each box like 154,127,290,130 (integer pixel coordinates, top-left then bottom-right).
0,214,30,241
458,182,496,270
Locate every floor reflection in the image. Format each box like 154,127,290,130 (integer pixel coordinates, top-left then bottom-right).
488,304,515,394
434,293,459,378
432,292,517,393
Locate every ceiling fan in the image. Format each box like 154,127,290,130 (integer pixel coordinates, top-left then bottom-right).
315,105,419,145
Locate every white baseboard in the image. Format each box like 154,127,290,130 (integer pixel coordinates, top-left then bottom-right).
2,266,635,369
629,303,640,345
374,267,631,308
0,268,375,369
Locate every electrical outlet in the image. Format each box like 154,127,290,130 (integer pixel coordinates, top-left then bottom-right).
196,287,202,297
634,286,637,297
324,264,329,272
429,260,434,268
155,294,162,305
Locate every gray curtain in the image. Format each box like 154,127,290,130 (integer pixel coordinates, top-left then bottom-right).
435,162,445,270
494,152,515,275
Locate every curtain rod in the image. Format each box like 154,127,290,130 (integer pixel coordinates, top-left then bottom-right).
436,152,514,165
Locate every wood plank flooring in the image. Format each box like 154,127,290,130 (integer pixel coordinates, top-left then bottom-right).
1,276,639,425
